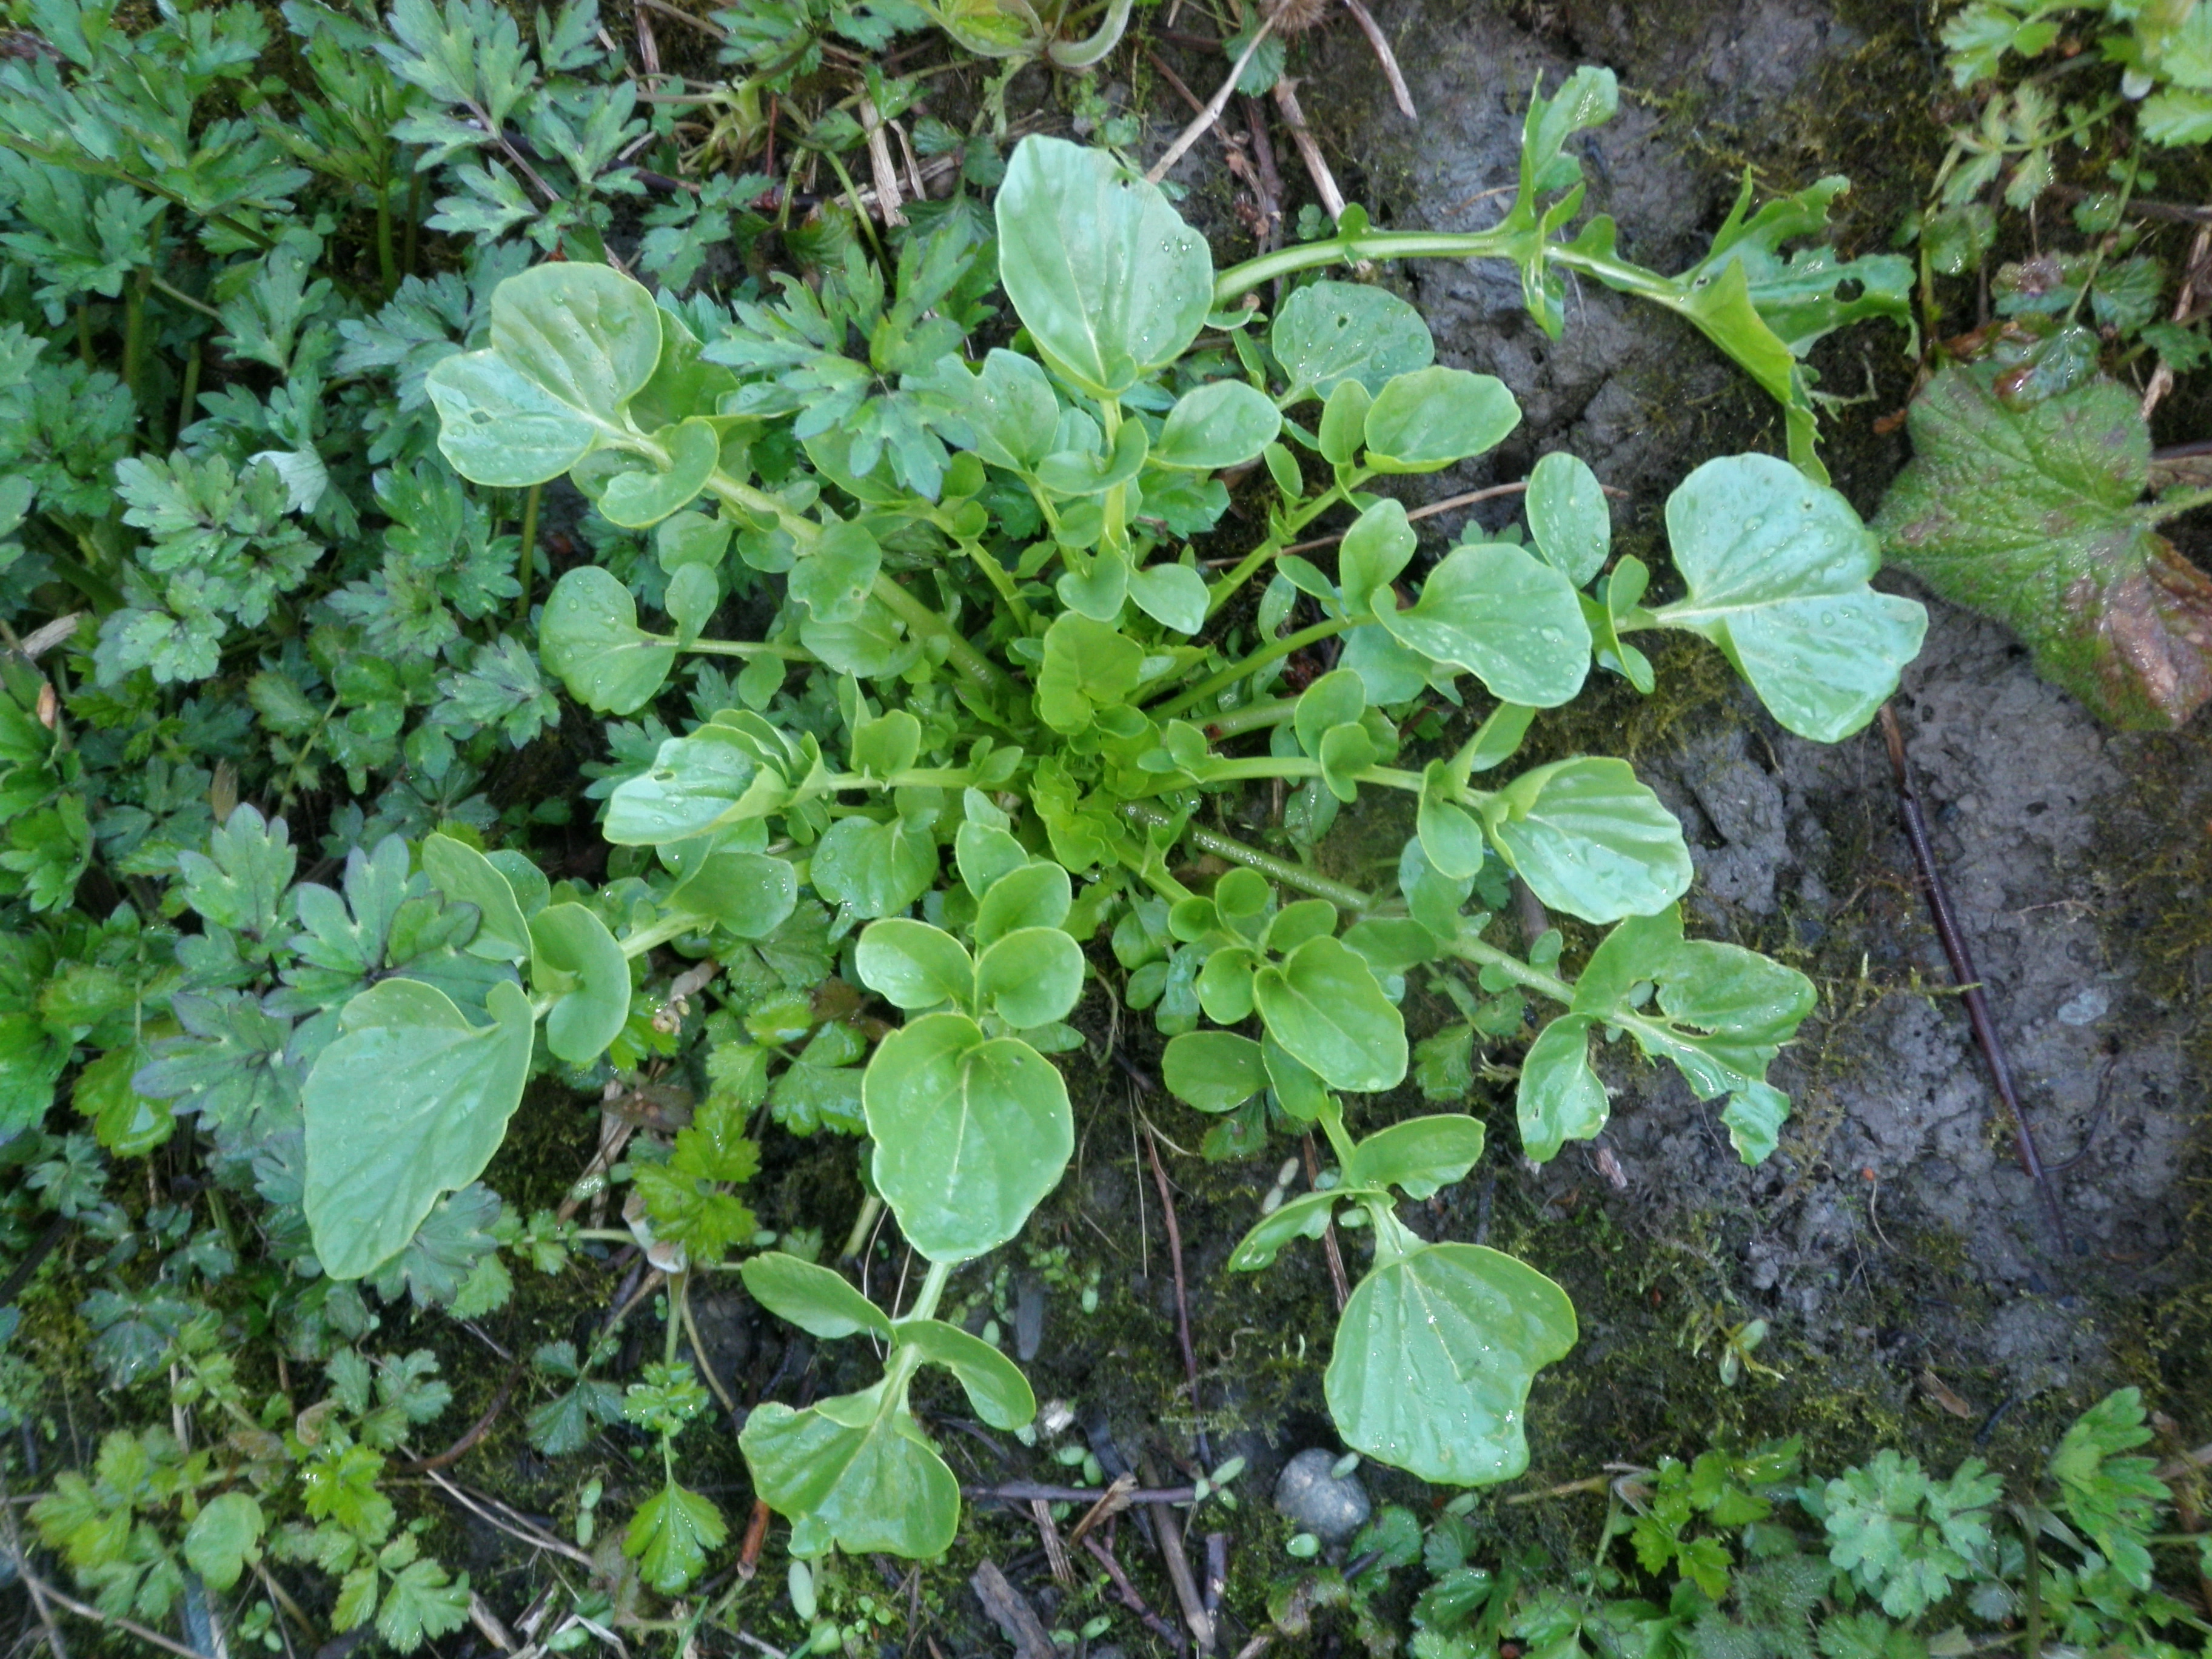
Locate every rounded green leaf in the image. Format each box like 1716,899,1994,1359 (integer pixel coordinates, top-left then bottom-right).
1162,1030,1266,1113
856,919,976,1011
669,850,797,939
422,833,531,963
740,1385,959,1559
303,978,535,1281
974,861,1071,945
1262,1030,1329,1122
1262,898,1338,956
1227,1190,1342,1270
1338,498,1416,612
1270,280,1434,401
1195,945,1258,1024
812,813,939,919
1318,378,1374,466
789,520,882,626
995,135,1213,398
1517,1015,1606,1163
1252,935,1406,1093
598,417,721,529
490,260,663,424
894,1318,1038,1429
1362,367,1520,473
974,927,1084,1028
605,728,766,846
1127,563,1209,635
741,1252,893,1340
1663,453,1927,741
529,903,631,1065
1344,1115,1487,1199
183,1493,264,1592
540,566,675,716
863,1013,1073,1263
1378,541,1591,707
425,350,595,487
1481,757,1692,923
1526,452,1610,587
1151,380,1282,469
1325,1242,1577,1485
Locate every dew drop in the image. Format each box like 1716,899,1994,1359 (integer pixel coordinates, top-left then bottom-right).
1538,626,1563,644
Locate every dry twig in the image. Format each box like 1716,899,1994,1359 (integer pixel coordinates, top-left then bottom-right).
1338,0,1415,117
1144,1130,1213,1469
1148,17,1275,184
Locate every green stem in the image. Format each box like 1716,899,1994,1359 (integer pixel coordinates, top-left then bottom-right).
620,913,702,959
839,1195,883,1262
1202,697,1298,738
403,169,423,279
682,636,816,662
699,469,1011,694
175,343,201,438
515,483,540,625
903,1259,953,1324
1444,929,1572,1005
1317,1098,1358,1170
817,144,884,265
1148,616,1353,719
2147,484,2212,524
1118,802,1374,913
375,163,397,298
955,536,1034,630
1204,482,1358,618
1216,228,1519,304
147,275,224,324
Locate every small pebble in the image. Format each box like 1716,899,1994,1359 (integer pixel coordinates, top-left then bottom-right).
2056,987,2109,1027
1274,1447,1371,1543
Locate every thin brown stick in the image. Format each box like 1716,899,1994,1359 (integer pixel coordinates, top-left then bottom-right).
677,1275,742,1418
1232,1635,1274,1659
1148,18,1275,184
631,0,725,39
1301,1134,1350,1310
1241,94,1284,253
1080,1535,1189,1653
1066,1474,1138,1549
419,1469,598,1569
397,1357,522,1473
1030,1498,1074,1585
11,1563,204,1659
735,1498,772,1581
1141,44,1210,118
4,1504,68,1659
859,93,907,227
1140,1456,1214,1652
1144,1130,1213,1469
1272,79,1346,224
1879,704,2071,1254
1339,0,1415,118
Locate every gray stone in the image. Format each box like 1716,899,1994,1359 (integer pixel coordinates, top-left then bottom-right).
2056,987,2110,1027
1273,1448,1370,1543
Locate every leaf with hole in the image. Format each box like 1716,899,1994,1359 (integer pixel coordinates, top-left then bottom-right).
1272,280,1435,401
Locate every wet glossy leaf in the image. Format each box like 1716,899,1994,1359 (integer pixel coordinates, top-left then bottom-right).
1517,1014,1606,1162
1659,454,1926,741
1227,1191,1341,1270
812,811,939,919
740,1383,959,1558
1163,1030,1267,1112
974,862,1071,943
626,1482,725,1594
529,903,629,1065
540,567,675,715
1152,380,1281,469
1338,498,1416,614
1379,541,1590,708
974,927,1084,1028
1481,757,1692,923
856,919,975,1011
303,979,534,1280
605,728,768,846
893,1318,1037,1428
1326,1241,1577,1486
996,136,1213,398
598,417,720,529
1252,935,1406,1093
1272,280,1434,401
1566,907,1814,1162
667,850,797,939
1344,1115,1487,1199
1874,363,2210,729
740,1252,892,1340
1363,368,1520,473
1127,563,1208,634
183,1493,263,1591
1525,452,1609,587
421,833,531,962
1037,612,1144,734
863,1013,1073,1262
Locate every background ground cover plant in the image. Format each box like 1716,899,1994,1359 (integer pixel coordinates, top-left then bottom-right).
0,0,2204,1654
